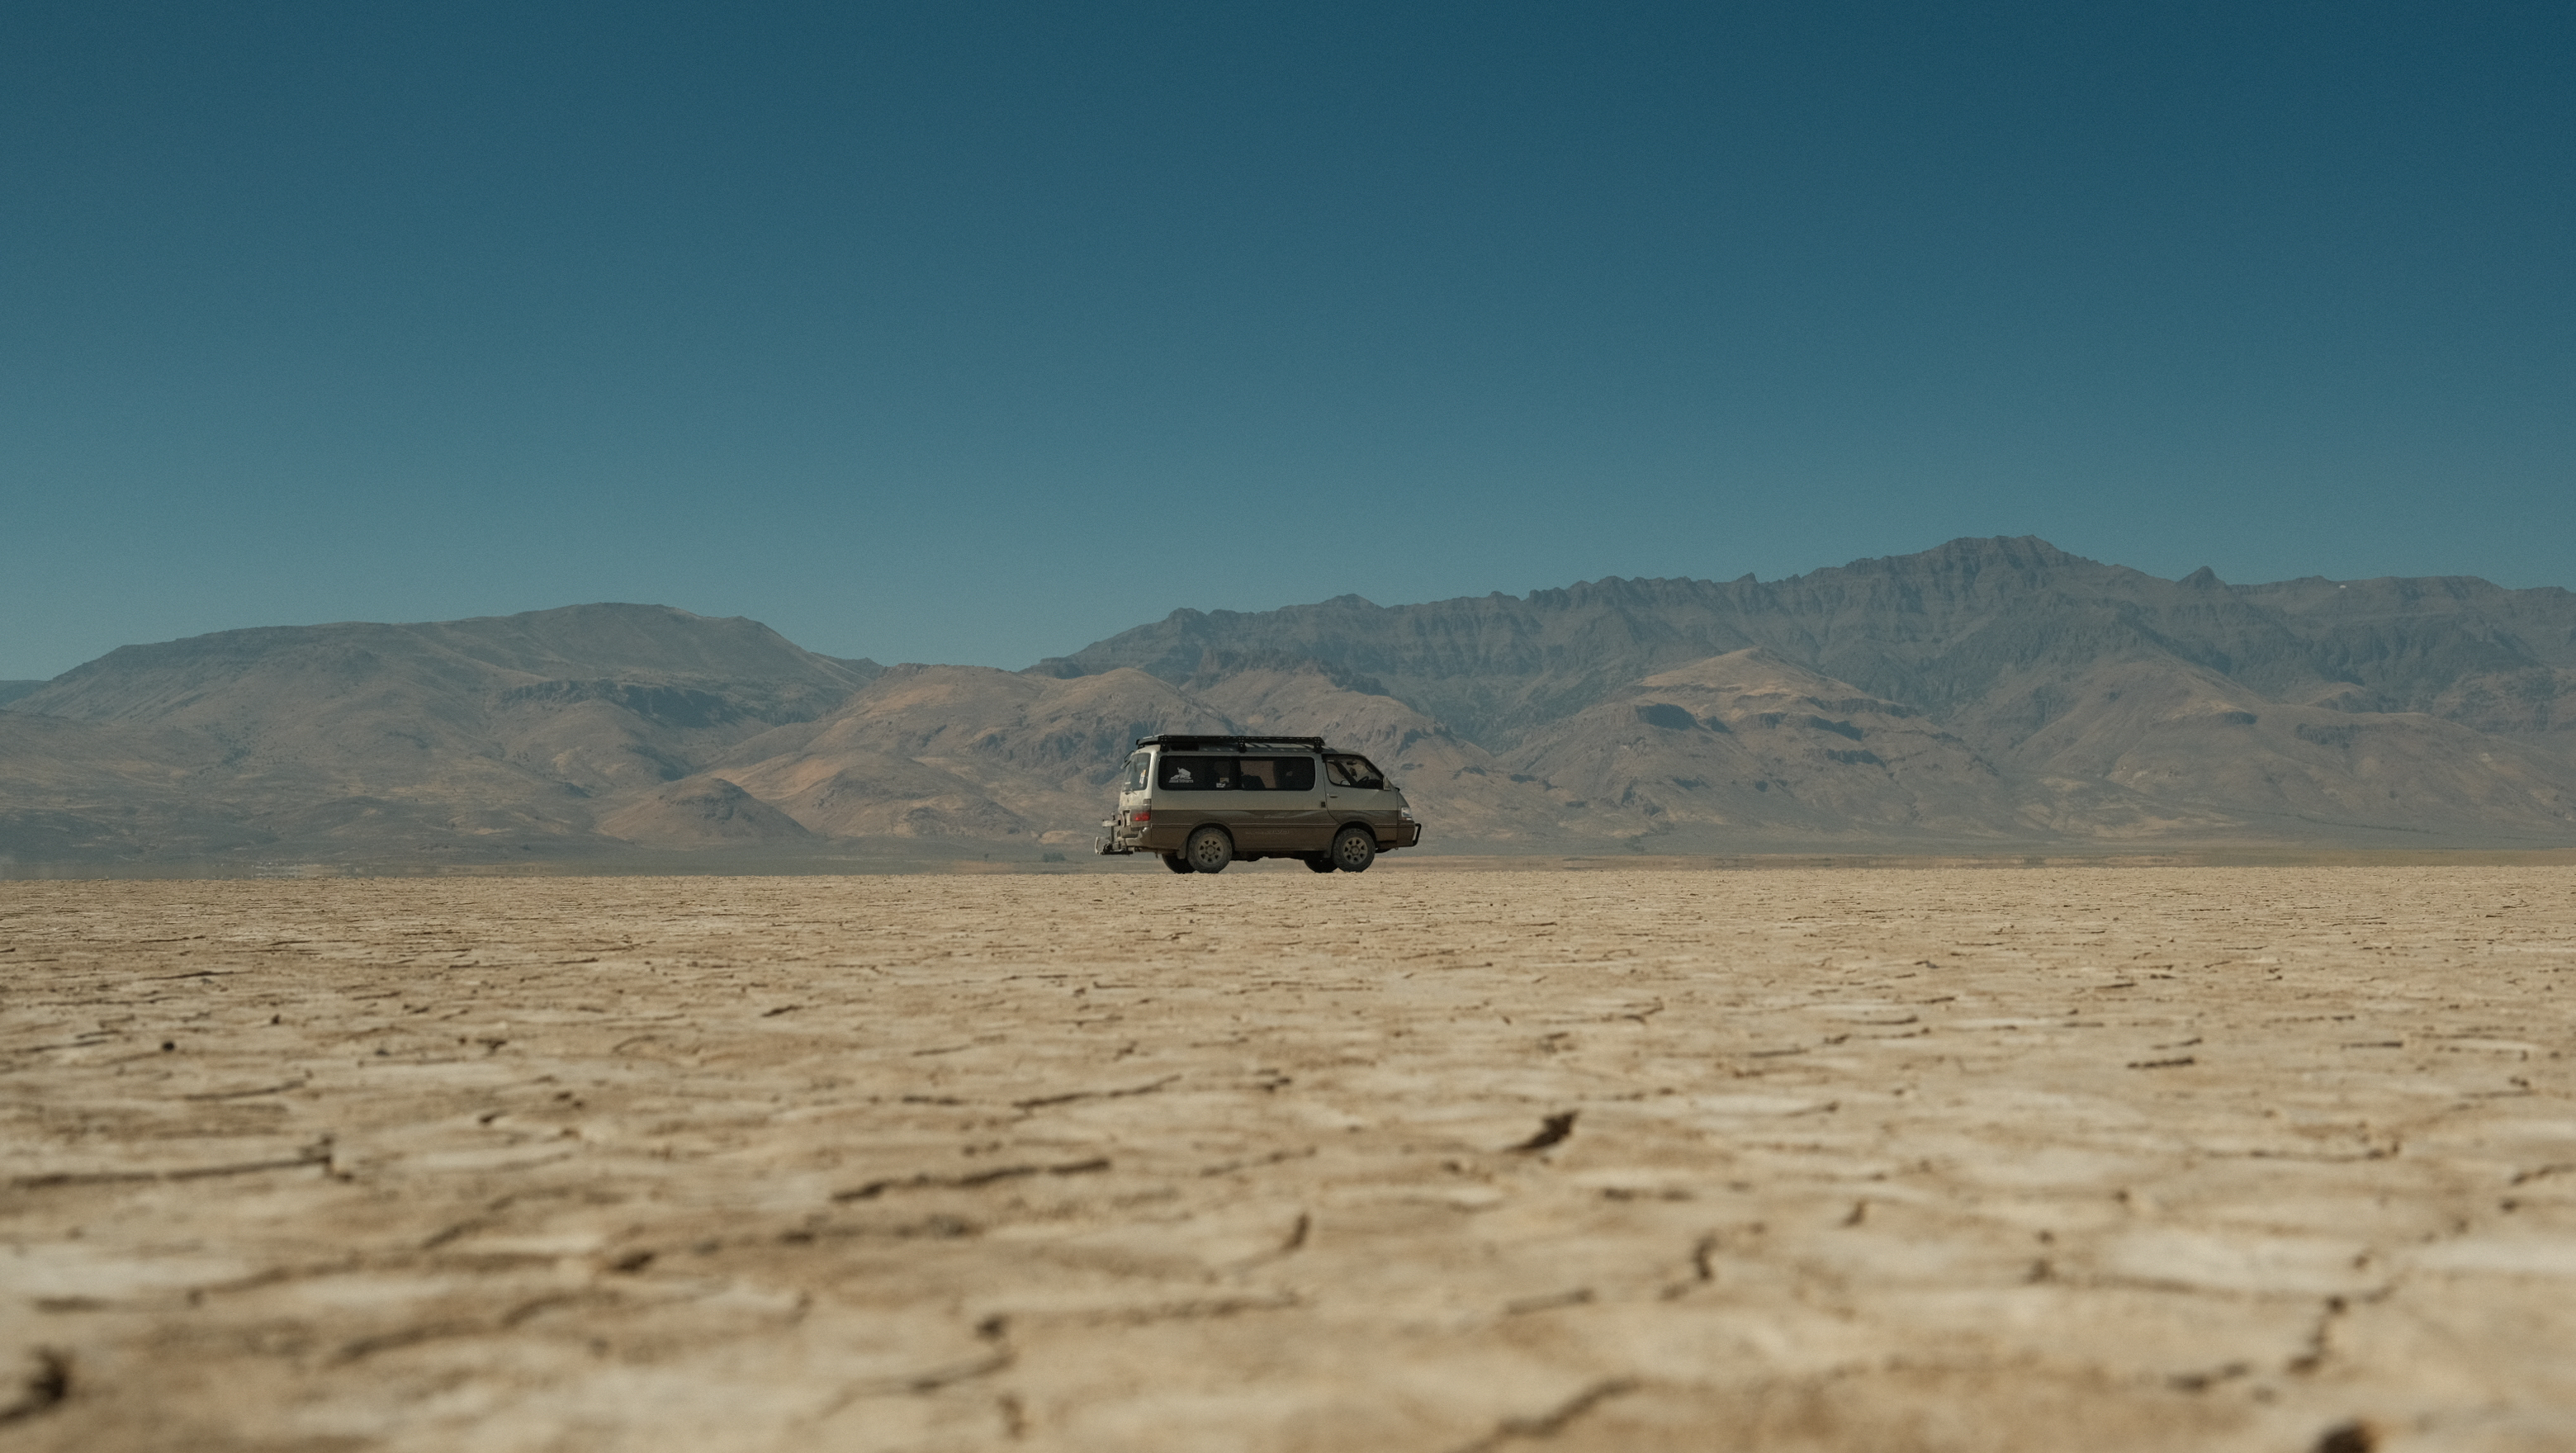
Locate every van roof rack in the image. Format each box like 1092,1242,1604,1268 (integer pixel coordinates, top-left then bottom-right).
1134,734,1329,751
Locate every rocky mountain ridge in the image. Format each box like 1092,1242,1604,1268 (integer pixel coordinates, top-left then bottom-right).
1045,537,2576,749
7,541,2575,866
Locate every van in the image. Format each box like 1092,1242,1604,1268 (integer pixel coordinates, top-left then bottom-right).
1093,734,1422,873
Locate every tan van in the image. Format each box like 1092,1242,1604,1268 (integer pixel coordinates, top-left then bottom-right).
1093,734,1421,873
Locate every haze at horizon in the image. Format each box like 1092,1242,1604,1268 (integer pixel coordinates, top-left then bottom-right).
5,2,2571,681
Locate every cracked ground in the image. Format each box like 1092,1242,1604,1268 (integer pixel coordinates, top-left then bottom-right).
2,865,2572,1451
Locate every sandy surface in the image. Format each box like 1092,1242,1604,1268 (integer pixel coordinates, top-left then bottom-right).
2,865,2572,1452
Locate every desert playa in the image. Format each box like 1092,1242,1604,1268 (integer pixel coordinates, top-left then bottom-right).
3,864,2571,1451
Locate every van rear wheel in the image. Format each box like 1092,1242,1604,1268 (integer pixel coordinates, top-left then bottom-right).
1303,854,1338,873
1330,826,1377,873
1161,852,1195,873
1184,826,1234,873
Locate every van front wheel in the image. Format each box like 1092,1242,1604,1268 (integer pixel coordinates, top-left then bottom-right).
1184,826,1234,874
1330,826,1377,873
1161,852,1195,873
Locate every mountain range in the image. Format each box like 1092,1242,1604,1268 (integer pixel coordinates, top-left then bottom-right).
7,537,2574,868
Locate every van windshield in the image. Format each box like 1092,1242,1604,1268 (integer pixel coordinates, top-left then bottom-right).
1325,755,1385,789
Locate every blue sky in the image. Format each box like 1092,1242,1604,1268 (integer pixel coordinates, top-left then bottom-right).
5,2,2570,679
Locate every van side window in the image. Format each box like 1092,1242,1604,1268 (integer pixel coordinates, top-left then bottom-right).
1325,755,1385,789
1157,755,1234,790
1238,757,1316,793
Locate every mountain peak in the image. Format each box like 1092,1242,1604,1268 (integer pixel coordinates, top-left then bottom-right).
1920,534,2082,566
1824,536,2094,583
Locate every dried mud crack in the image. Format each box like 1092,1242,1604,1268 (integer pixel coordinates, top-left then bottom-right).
2,866,2572,1451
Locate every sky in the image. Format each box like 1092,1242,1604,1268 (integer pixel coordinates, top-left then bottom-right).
4,2,2571,679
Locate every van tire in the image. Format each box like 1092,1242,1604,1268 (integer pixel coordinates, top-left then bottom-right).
1303,854,1338,873
1184,826,1234,874
1330,826,1377,873
1161,852,1195,873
